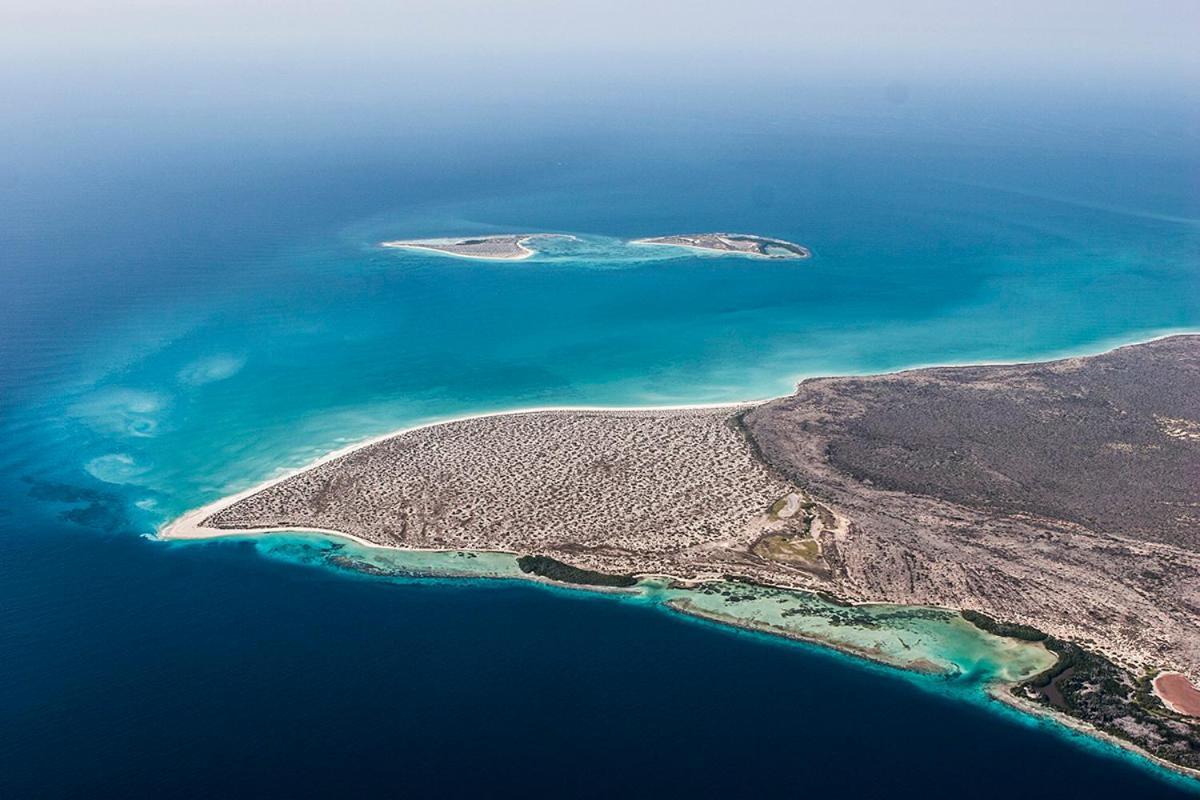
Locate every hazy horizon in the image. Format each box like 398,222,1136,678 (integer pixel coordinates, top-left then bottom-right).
5,1,1199,84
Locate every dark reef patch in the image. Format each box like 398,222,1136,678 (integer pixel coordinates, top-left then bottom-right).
516,555,638,587
22,477,129,532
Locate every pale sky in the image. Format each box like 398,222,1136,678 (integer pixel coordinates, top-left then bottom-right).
5,0,1198,83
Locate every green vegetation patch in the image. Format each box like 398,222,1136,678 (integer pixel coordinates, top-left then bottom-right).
752,534,820,564
1016,636,1200,771
963,610,1200,771
960,610,1047,641
516,555,638,588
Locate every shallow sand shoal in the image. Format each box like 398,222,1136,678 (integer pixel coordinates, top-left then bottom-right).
381,242,535,261
380,233,581,261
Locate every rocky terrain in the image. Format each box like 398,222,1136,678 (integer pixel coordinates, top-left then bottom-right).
742,335,1200,679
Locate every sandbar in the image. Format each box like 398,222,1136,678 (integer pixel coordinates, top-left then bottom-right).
381,234,570,261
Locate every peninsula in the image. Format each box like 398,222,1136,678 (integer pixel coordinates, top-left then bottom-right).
380,234,569,260
633,232,811,259
162,336,1200,774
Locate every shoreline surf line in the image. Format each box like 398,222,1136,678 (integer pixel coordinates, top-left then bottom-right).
796,328,1200,381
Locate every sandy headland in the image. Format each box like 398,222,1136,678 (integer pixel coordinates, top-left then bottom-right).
632,232,811,259
380,234,573,260
160,336,1200,774
164,406,817,581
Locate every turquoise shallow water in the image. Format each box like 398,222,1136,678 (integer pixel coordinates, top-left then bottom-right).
14,162,1198,529
1,82,1198,795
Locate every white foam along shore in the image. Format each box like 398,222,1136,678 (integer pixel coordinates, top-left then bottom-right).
157,400,763,544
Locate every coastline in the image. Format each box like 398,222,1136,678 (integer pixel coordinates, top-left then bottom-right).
160,327,1200,545
156,400,761,543
838,326,1200,381
160,516,1200,787
155,331,1200,785
662,597,948,675
991,688,1200,785
167,524,1199,786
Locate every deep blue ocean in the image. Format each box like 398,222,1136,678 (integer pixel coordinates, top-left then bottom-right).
1,66,1198,796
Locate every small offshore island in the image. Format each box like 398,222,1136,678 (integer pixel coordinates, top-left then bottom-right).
380,234,573,260
162,336,1200,777
380,232,812,261
633,232,811,259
